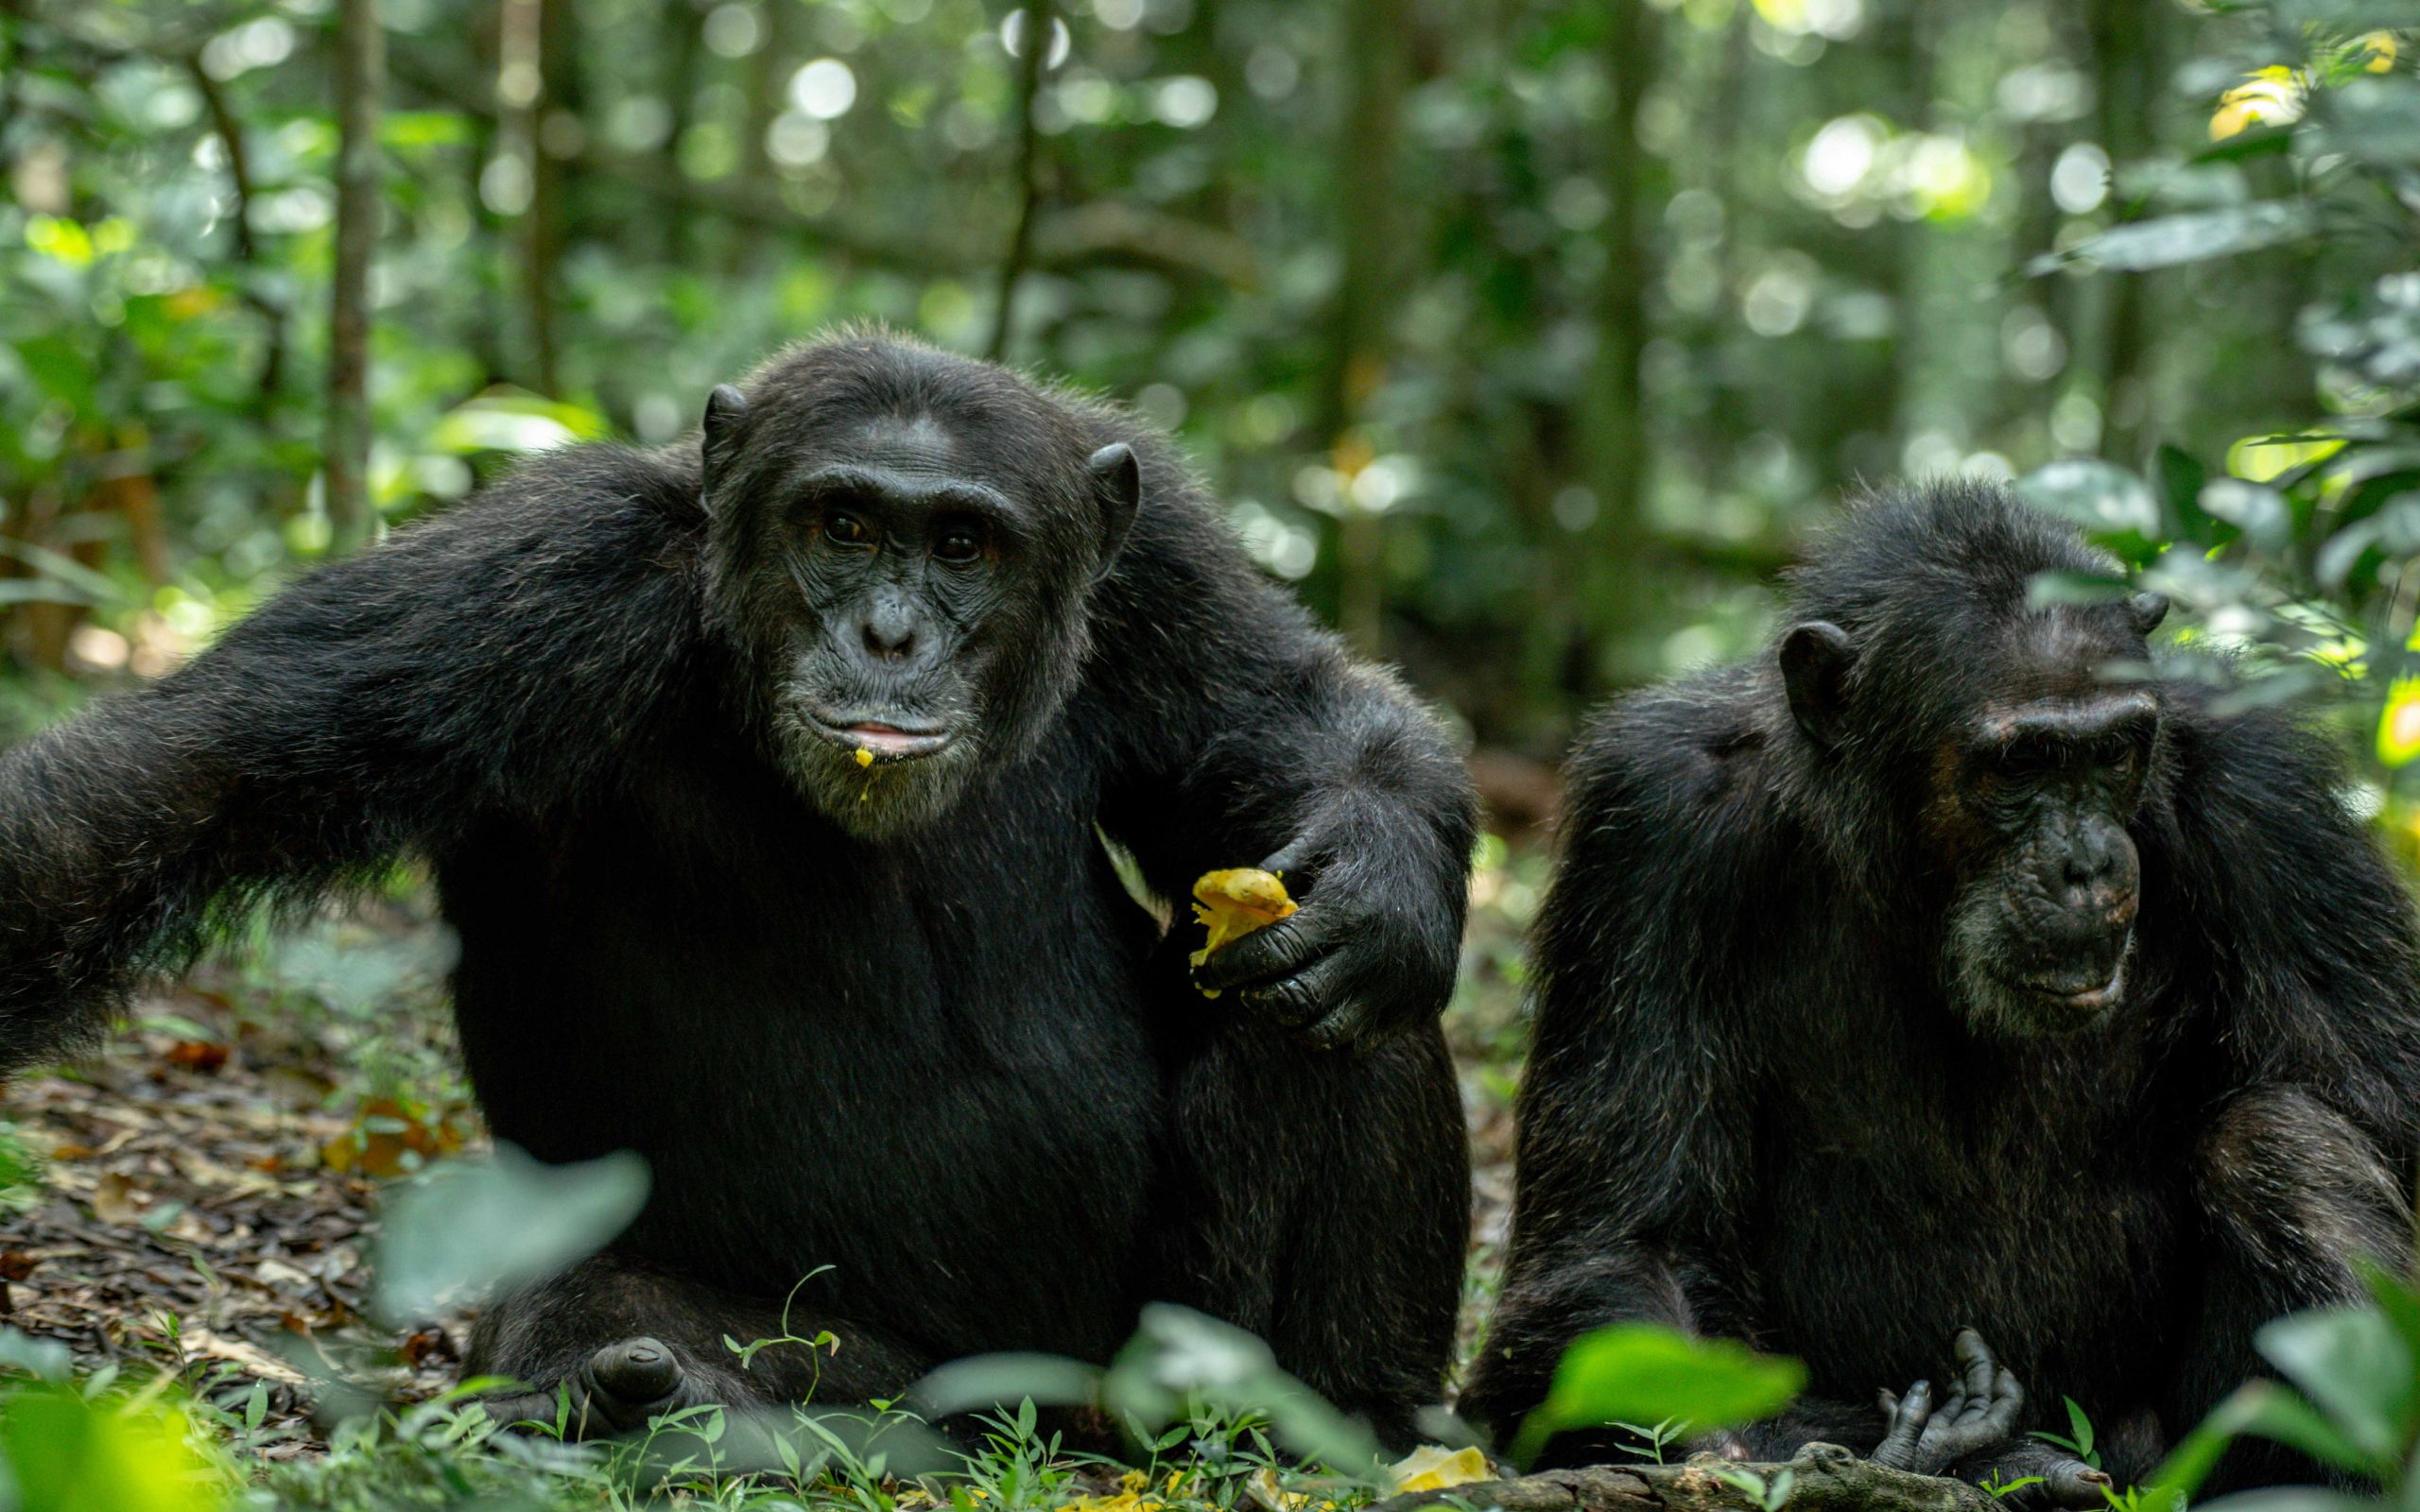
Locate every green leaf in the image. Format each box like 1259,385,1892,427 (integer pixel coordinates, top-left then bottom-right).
2028,203,2314,275
1511,1324,1805,1468
372,1143,648,1325
2027,570,2133,610
2066,1396,2096,1459
2017,459,2163,541
2156,445,2211,535
1103,1305,1381,1473
2256,1307,2419,1463
2200,479,2291,551
2359,1258,2420,1362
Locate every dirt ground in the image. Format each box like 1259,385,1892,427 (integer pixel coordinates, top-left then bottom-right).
0,904,1524,1450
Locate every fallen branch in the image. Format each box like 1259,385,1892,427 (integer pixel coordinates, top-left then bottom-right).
1370,1445,1996,1512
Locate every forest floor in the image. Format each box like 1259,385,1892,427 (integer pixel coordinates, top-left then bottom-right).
0,847,1538,1497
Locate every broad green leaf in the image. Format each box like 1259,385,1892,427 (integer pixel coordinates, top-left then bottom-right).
1511,1324,1805,1467
0,1385,231,1512
2028,203,2313,274
2017,459,2163,538
2147,1380,2380,1503
372,1143,648,1325
1103,1304,1380,1473
908,1352,1102,1418
2255,1307,2416,1464
2200,479,2291,551
2027,570,2132,610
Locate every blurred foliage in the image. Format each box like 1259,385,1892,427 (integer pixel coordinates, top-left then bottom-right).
0,0,2409,755
2004,1,2420,850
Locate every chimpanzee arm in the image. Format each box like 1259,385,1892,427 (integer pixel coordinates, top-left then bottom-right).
1457,681,1835,1463
2150,694,2420,1486
1086,455,1475,1048
0,445,707,1070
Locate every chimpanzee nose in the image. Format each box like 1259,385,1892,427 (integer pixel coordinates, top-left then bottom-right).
861,598,919,661
2054,820,2136,914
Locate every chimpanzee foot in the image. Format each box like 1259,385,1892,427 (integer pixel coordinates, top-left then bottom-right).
479,1336,701,1439
1873,1328,2023,1474
1869,1330,2106,1509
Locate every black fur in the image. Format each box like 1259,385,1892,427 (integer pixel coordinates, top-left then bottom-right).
1461,482,2420,1495
0,332,1476,1446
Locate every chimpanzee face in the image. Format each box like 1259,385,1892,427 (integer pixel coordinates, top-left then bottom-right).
696,352,1139,838
1933,685,2160,1037
1781,581,2170,1039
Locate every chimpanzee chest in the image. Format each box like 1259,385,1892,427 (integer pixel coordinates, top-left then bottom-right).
434,761,1167,1365
1754,1045,2189,1421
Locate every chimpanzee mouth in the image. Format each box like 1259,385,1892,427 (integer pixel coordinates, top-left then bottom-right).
2013,953,2129,1014
807,713,954,761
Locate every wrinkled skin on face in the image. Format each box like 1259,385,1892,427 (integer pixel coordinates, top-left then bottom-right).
1933,684,2158,1037
697,365,1138,838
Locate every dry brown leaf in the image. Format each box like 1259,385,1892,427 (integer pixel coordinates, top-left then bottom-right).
91,1170,147,1225
164,1040,231,1073
180,1326,309,1385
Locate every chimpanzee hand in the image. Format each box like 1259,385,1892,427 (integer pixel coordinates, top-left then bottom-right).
1871,1330,2108,1509
1188,824,1458,1051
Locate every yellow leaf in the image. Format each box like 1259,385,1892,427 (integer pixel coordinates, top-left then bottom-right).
1186,868,1300,987
2380,676,2420,768
1384,1444,1494,1495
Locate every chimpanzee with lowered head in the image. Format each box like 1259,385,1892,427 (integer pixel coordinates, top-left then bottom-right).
0,332,1475,1444
1461,482,2420,1499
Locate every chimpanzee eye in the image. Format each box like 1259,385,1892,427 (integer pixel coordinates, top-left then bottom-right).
933,526,985,564
1994,743,2052,781
825,510,875,548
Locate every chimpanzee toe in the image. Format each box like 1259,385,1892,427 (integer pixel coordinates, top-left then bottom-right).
590,1336,683,1406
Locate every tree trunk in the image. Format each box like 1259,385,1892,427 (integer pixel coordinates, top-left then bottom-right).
2088,0,2152,465
1322,0,1409,660
989,0,1057,363
326,0,384,556
1572,0,1666,685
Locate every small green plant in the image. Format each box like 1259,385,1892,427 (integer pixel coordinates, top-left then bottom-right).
1981,1473,2047,1499
2029,1396,2103,1470
1610,1416,1686,1465
1716,1463,1795,1511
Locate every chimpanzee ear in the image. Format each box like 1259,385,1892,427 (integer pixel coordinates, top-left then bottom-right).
1088,442,1142,578
1779,621,1858,750
2126,590,2169,636
700,385,749,500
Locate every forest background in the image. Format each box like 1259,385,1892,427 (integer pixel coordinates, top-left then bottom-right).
0,0,2415,1507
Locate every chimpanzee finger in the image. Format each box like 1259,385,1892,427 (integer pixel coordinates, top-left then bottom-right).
1978,1365,2024,1436
1871,1380,1932,1469
1234,949,1354,1030
1193,910,1338,993
1952,1329,1999,1414
1252,834,1325,886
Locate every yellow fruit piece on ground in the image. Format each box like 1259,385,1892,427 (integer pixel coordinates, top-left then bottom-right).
1384,1444,1494,1495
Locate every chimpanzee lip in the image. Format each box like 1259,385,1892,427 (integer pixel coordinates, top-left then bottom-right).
807,712,954,760
2016,957,2128,1011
